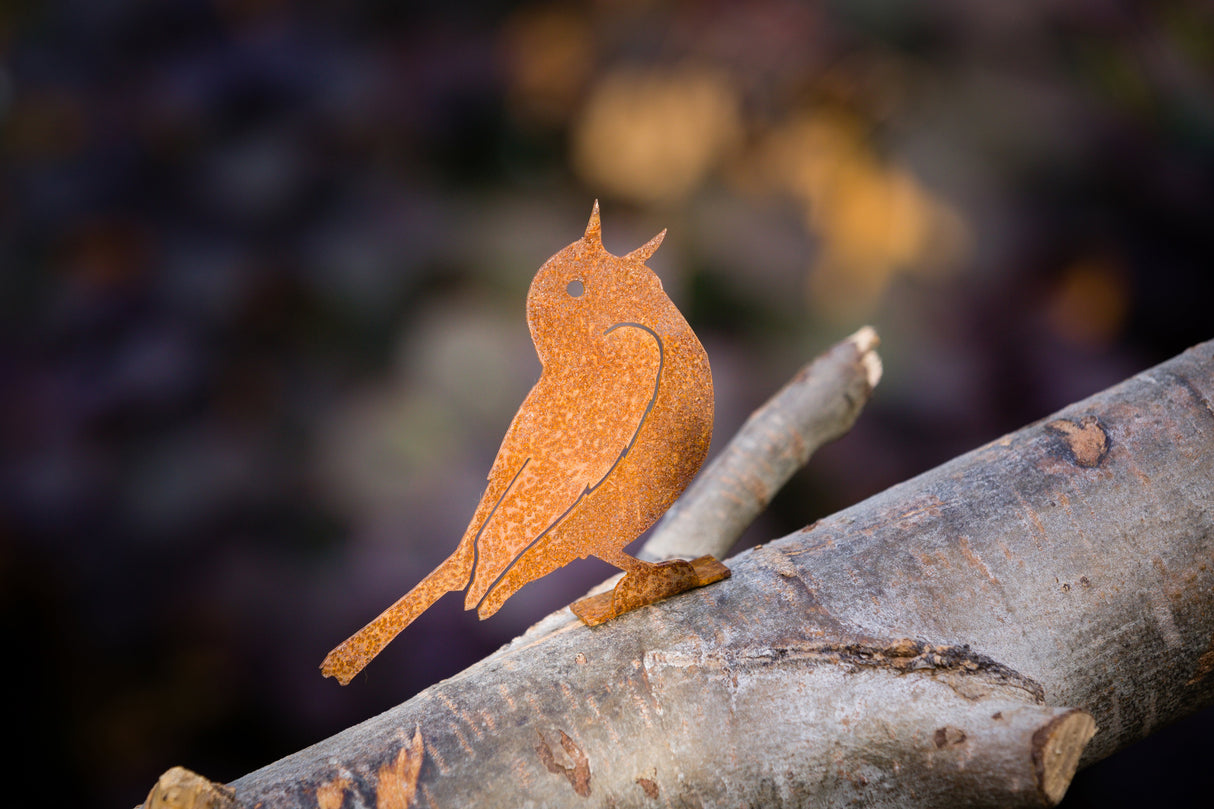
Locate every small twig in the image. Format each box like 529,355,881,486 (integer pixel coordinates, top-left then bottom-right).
640,325,882,562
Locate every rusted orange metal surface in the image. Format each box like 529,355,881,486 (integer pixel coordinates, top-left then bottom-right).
321,203,722,684
570,555,731,627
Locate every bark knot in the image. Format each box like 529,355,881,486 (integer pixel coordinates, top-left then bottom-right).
536,729,592,797
1046,415,1109,468
374,727,425,809
933,726,968,748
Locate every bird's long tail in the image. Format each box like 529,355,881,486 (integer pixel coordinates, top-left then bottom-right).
320,542,474,685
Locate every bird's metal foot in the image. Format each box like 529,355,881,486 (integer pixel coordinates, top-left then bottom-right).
570,556,730,626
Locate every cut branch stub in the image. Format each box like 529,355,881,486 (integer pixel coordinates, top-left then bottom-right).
1034,711,1098,805
144,767,242,809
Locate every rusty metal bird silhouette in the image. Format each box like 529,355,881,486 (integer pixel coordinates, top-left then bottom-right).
321,202,726,685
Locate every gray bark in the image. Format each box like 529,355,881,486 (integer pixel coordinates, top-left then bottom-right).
151,338,1213,808
640,325,882,562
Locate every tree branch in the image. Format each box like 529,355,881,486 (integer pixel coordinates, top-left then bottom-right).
146,338,1213,808
640,325,882,562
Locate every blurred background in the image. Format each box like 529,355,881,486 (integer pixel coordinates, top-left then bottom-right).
2,1,1211,806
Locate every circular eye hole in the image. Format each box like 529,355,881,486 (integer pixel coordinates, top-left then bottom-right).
566,279,585,298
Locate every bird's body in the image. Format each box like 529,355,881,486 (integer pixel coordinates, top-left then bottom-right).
322,203,713,684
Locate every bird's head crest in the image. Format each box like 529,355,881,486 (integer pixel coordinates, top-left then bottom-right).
584,200,602,247
581,200,666,264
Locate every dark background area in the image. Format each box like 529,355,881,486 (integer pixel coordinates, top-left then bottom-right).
1,1,1211,806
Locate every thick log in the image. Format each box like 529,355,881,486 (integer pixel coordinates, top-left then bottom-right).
168,339,1213,807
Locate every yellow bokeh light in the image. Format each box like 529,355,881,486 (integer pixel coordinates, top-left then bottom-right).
758,111,971,319
502,7,595,129
571,64,742,204
1046,257,1130,347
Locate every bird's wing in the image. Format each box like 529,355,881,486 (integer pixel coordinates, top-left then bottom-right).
460,323,663,607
